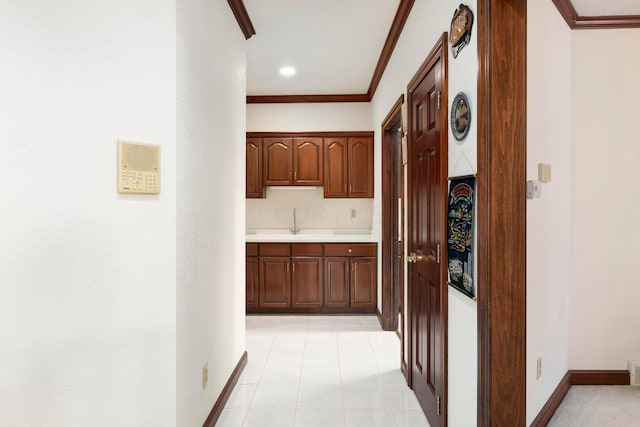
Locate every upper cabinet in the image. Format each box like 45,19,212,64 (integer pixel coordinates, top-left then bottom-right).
293,137,323,185
324,136,374,198
263,138,293,185
246,138,263,198
248,132,373,198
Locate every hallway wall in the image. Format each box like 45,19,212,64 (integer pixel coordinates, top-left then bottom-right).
176,0,247,425
569,28,640,370
0,1,177,425
370,1,478,426
526,1,572,424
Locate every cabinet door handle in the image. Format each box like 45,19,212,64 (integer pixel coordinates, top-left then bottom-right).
292,262,295,272
287,263,290,272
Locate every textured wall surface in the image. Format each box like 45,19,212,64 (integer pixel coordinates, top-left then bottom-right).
0,1,177,425
176,0,247,425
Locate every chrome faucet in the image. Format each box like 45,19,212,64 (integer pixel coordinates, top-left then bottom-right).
290,208,300,235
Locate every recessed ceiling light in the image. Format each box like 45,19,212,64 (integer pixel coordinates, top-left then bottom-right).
279,66,296,76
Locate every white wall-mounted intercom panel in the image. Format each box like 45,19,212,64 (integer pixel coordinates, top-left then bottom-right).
117,140,160,194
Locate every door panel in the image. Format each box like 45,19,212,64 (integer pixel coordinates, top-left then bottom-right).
264,138,293,185
260,257,291,308
348,137,374,198
408,38,447,427
294,138,323,185
351,257,376,308
246,256,259,309
292,257,323,307
246,138,263,198
324,138,348,198
324,257,349,307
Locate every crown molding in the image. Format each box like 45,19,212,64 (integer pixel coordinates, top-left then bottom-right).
247,94,370,104
552,0,640,29
227,0,256,40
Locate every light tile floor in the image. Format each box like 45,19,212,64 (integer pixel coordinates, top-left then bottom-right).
217,315,430,427
548,385,640,427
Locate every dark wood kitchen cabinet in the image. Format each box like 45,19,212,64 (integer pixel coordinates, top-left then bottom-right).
293,137,323,185
263,138,293,185
246,138,263,198
246,242,376,313
262,137,323,186
324,257,350,307
324,136,373,198
292,243,323,308
246,243,259,308
259,243,291,308
324,243,377,309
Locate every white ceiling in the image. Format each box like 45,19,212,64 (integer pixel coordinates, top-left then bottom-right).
243,1,637,97
245,0,399,96
571,0,640,16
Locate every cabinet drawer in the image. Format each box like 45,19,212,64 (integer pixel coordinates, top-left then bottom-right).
259,243,291,256
292,243,323,256
246,243,259,256
324,243,376,257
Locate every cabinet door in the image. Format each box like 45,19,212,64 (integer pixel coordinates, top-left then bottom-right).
350,257,376,308
260,257,291,308
246,256,259,309
246,138,263,198
323,138,348,197
348,137,374,198
264,138,293,185
294,137,323,185
324,257,350,307
292,257,323,308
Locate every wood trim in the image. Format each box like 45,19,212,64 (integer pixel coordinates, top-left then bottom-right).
569,370,631,385
247,131,374,138
226,0,256,40
530,372,571,427
203,351,248,427
477,0,527,425
531,369,631,426
552,0,640,29
247,94,369,104
380,95,404,332
367,0,416,100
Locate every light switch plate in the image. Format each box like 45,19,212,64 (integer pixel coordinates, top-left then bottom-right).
538,163,551,183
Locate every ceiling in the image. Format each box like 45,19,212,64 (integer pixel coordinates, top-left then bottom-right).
244,0,399,96
243,0,638,97
571,0,640,16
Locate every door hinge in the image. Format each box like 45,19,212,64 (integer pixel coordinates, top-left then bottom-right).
437,91,441,110
437,244,440,264
437,395,441,415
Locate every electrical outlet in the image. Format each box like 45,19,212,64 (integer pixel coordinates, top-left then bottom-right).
536,357,542,380
202,362,208,390
350,209,357,219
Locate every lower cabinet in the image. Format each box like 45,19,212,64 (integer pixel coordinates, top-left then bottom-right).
247,242,376,313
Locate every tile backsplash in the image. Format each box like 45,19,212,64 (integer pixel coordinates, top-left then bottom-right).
246,187,373,231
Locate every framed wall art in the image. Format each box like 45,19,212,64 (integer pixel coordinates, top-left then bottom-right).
447,175,475,299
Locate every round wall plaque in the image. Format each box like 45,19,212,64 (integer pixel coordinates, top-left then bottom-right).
450,92,471,141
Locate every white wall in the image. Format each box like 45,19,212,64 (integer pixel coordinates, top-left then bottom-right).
526,1,573,424
247,103,372,132
0,1,177,425
569,28,640,370
370,1,478,425
176,0,247,425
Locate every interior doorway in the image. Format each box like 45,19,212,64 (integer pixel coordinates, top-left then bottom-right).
380,95,405,337
406,34,448,427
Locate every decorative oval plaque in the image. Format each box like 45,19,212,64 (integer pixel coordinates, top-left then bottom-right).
450,92,471,141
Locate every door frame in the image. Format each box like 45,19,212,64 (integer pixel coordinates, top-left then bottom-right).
406,32,449,420
380,95,405,333
476,0,527,424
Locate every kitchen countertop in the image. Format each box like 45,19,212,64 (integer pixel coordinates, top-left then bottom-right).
246,229,377,243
